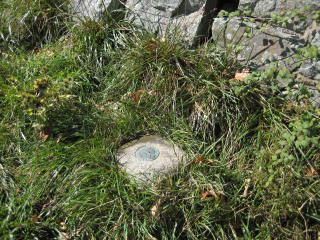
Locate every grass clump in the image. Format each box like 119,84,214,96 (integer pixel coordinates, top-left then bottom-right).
0,2,320,239
0,0,70,50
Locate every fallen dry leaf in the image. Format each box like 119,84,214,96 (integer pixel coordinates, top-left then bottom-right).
134,89,146,102
56,134,62,143
147,233,158,240
122,90,156,102
46,50,54,56
95,103,104,111
242,179,251,198
222,66,233,77
148,90,157,96
286,101,297,111
151,198,162,220
191,156,205,165
201,190,221,201
0,52,12,59
305,167,318,177
143,39,158,51
234,69,250,82
40,131,49,142
113,221,121,231
31,215,38,223
201,191,210,200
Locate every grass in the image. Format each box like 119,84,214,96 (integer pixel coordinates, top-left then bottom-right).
0,1,320,239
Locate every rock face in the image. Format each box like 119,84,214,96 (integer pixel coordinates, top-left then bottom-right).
116,135,186,184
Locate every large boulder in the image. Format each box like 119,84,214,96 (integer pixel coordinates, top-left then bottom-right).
125,0,217,45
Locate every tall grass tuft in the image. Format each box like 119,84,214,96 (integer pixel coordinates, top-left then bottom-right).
0,0,70,50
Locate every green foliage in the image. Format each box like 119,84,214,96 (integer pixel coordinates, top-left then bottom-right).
266,110,319,186
312,9,320,23
298,45,320,59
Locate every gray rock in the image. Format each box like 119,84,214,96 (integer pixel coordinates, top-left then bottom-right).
239,0,320,16
116,135,186,184
125,0,214,45
296,73,320,108
69,0,126,19
125,0,172,34
169,9,204,45
296,73,320,89
128,0,206,18
212,17,305,70
299,22,320,89
239,0,277,16
69,0,218,45
311,31,320,53
170,0,218,45
300,59,320,80
238,0,320,33
308,89,320,108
